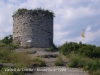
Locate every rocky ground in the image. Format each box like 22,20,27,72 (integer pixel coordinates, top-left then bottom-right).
14,48,90,75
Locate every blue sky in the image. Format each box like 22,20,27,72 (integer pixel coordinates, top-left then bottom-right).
0,0,100,46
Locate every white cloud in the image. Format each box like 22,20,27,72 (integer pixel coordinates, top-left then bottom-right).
86,26,91,32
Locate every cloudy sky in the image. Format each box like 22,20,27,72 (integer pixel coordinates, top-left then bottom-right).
0,0,100,46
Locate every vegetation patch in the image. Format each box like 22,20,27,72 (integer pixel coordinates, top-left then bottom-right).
59,41,100,75
48,46,55,52
0,50,33,75
13,8,55,17
59,41,100,58
68,54,100,75
54,54,64,66
8,52,33,68
33,57,46,67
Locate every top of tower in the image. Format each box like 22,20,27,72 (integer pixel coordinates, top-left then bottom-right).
12,8,55,17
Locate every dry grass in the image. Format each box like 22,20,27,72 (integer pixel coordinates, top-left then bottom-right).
54,54,64,66
8,52,33,68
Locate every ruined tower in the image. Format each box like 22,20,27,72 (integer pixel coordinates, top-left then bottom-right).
12,8,54,48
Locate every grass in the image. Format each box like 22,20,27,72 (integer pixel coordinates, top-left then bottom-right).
13,8,55,17
8,52,34,68
0,50,10,63
0,43,6,47
33,57,46,67
0,51,32,75
54,54,64,66
0,47,46,75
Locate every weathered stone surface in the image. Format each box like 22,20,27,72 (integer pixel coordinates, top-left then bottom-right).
27,51,37,54
13,10,53,48
37,54,58,58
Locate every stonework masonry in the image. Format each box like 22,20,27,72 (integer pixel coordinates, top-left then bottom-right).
13,9,53,48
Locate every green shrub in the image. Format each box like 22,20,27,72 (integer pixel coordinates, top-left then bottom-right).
33,57,46,67
54,55,64,66
59,42,79,55
84,59,100,71
59,41,100,58
68,55,80,68
68,54,100,70
1,35,12,45
86,61,97,71
9,43,19,49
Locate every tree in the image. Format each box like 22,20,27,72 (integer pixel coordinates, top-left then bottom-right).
1,35,12,45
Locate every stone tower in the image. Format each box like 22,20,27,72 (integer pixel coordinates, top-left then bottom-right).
12,8,54,48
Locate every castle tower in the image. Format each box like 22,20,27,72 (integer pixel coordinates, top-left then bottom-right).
12,8,54,48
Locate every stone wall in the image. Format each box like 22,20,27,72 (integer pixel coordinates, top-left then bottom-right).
13,10,53,48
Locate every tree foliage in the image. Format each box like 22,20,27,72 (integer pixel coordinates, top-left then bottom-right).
1,35,12,45
59,41,100,58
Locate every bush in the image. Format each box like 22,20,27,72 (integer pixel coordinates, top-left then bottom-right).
84,59,100,71
68,54,81,68
9,43,19,49
68,54,100,70
33,57,46,67
54,55,64,66
1,35,12,45
59,41,100,75
59,42,79,55
59,41,100,58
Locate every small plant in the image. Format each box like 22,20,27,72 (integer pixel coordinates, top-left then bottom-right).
54,55,64,66
33,57,46,67
48,46,54,52
17,8,27,15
